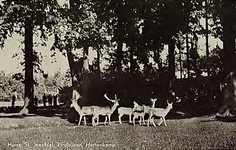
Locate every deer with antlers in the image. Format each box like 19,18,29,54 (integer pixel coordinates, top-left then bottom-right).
92,93,120,126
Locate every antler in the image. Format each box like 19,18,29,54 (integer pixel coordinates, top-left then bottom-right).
104,93,115,102
104,93,119,103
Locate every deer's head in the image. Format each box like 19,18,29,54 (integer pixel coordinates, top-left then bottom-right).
151,98,157,103
167,100,173,109
70,99,78,108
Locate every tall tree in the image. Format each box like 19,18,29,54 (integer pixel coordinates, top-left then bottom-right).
0,0,60,113
205,0,210,76
212,0,236,77
24,17,34,111
53,0,110,100
212,0,236,117
221,1,236,76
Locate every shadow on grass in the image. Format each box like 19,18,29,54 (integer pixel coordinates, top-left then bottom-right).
0,104,226,126
215,115,236,122
0,106,29,118
0,105,74,122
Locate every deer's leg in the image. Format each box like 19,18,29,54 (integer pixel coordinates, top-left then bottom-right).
108,114,111,125
163,117,167,126
138,117,141,125
147,114,151,127
96,115,99,126
104,115,107,125
133,115,136,125
118,114,122,124
152,117,156,127
92,115,97,126
148,114,154,127
92,116,95,126
153,119,156,127
83,116,86,126
143,116,146,125
129,114,132,123
78,115,83,126
158,117,163,126
151,117,154,124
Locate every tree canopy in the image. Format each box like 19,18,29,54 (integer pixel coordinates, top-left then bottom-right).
0,0,236,116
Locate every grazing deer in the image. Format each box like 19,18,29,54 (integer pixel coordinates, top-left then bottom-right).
147,101,173,127
92,93,120,126
70,99,95,126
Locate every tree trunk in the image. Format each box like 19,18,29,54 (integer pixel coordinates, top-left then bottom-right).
216,1,236,118
80,45,90,103
153,41,163,70
96,49,101,77
68,0,81,100
66,40,75,76
205,0,210,76
116,40,123,73
221,1,236,77
216,71,236,118
65,40,79,100
186,33,190,78
130,47,135,73
168,38,176,92
20,18,34,114
83,45,89,72
179,48,183,79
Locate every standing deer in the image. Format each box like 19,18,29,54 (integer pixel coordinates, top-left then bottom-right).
92,93,120,126
117,100,150,124
133,105,149,125
132,98,157,125
117,107,133,124
147,100,173,127
70,99,96,126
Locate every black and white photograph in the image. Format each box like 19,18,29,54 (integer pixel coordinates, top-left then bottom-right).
0,0,236,149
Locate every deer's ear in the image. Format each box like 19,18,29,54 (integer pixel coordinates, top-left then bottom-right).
167,100,172,104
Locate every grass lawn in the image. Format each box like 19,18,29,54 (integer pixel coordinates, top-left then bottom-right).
0,114,235,150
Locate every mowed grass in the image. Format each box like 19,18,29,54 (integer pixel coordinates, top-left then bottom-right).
0,115,235,150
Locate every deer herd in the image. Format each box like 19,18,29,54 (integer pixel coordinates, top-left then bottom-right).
70,93,177,127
